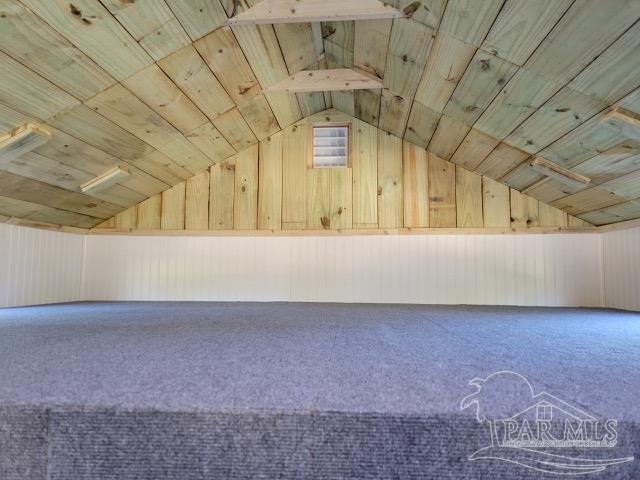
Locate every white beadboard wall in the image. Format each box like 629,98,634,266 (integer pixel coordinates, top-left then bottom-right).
0,223,84,308
82,234,603,307
602,226,640,311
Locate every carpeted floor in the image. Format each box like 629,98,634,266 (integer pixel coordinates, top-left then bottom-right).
1,302,639,479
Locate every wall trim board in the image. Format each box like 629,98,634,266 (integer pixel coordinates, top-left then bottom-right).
598,217,640,233
88,226,597,236
0,216,89,234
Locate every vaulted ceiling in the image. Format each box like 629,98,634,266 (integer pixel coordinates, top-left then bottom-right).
0,0,639,229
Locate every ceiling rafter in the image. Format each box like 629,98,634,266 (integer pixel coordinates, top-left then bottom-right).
265,68,383,92
226,0,405,25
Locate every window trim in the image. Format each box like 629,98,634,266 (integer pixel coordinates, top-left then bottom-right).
308,122,352,169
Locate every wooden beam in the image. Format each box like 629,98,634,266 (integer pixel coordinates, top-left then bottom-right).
0,123,50,163
529,157,591,189
226,0,405,25
265,68,383,93
598,216,640,232
88,226,597,236
80,166,130,194
602,106,640,141
2,216,89,234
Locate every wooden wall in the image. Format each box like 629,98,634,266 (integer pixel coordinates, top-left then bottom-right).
94,111,592,233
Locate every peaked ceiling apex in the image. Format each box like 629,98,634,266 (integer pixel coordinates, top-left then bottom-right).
226,0,405,25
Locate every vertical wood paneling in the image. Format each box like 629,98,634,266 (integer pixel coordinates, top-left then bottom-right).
258,131,283,230
483,177,510,228
377,131,403,228
0,224,83,308
456,167,483,227
90,109,597,235
282,123,308,229
233,144,259,230
115,207,137,230
428,154,456,227
403,141,429,228
330,168,353,230
161,182,186,230
307,169,330,229
539,202,568,227
185,171,210,230
137,194,161,230
352,118,378,228
510,189,540,228
82,232,603,307
209,162,235,229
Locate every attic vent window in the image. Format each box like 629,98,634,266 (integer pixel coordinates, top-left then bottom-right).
312,126,348,167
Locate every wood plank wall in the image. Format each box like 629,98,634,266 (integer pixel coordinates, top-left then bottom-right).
94,112,591,233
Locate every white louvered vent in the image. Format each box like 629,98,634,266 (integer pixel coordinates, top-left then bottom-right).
312,126,348,167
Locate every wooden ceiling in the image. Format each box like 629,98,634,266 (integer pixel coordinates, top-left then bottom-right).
0,0,639,229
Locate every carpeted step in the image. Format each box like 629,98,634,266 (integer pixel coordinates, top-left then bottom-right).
2,405,639,479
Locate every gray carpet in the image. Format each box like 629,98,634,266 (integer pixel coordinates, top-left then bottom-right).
0,302,639,479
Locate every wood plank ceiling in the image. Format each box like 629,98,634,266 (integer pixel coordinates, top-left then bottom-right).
0,0,639,228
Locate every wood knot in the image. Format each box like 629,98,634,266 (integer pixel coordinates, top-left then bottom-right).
480,59,490,71
555,107,570,113
241,185,246,192
69,4,93,24
377,186,383,196
403,1,422,17
320,216,330,229
322,25,336,39
238,84,252,95
337,207,343,215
